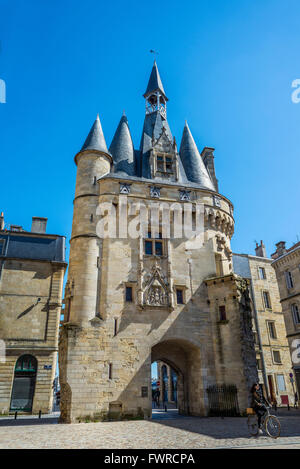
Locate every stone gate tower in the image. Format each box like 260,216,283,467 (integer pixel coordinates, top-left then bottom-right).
59,62,258,423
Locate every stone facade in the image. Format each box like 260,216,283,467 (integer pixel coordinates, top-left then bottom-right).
233,250,294,406
59,63,258,423
271,241,300,397
0,216,66,414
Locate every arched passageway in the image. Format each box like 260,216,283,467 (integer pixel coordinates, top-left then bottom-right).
151,338,205,418
152,361,178,413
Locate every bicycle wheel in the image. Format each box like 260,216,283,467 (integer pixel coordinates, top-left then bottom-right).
247,414,259,436
264,415,281,439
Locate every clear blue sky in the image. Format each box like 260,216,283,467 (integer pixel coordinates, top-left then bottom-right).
1,0,300,259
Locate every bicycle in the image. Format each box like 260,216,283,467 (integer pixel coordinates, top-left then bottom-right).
247,406,281,438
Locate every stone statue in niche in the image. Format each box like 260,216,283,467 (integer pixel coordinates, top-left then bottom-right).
143,262,170,307
147,285,168,306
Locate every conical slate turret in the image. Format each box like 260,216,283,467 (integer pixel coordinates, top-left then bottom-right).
143,60,168,100
179,122,215,190
81,114,108,153
109,114,135,175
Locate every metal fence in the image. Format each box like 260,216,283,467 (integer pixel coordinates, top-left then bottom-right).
206,384,240,417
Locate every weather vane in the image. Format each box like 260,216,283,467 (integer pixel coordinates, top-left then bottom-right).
150,49,159,57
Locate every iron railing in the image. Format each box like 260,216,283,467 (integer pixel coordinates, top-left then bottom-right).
206,384,240,417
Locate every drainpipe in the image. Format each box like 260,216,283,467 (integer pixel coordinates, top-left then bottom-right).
249,280,269,397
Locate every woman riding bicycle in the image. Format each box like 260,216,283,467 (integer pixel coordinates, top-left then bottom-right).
250,383,270,432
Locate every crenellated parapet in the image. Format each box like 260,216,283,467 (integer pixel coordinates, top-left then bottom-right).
204,206,234,238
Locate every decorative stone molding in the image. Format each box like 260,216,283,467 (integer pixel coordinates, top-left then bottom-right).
204,206,234,238
146,285,168,306
150,186,161,199
224,246,233,260
216,234,226,251
119,183,131,194
213,195,221,208
143,263,170,307
179,190,191,201
64,279,74,299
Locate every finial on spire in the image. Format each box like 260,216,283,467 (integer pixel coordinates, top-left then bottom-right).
150,49,159,57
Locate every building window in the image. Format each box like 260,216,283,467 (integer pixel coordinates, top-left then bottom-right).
156,154,173,174
0,240,4,255
258,267,266,279
125,286,133,302
268,321,277,339
176,288,184,305
276,374,286,392
219,305,226,321
114,318,118,336
144,231,164,257
256,358,262,370
273,350,282,364
292,304,300,325
285,271,294,289
263,291,271,309
108,363,113,379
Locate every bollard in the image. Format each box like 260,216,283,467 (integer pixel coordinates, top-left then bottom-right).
39,410,42,419
164,405,167,412
14,411,17,420
288,404,290,411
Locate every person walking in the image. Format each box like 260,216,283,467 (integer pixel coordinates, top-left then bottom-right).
152,389,156,408
294,392,298,409
156,389,160,408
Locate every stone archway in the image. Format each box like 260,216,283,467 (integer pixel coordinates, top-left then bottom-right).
151,338,204,417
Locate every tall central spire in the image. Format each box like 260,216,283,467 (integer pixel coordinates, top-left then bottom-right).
143,61,168,119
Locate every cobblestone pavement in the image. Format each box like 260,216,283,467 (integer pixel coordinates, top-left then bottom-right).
0,410,299,449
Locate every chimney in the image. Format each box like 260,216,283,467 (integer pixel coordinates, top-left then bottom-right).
0,212,4,231
275,241,286,258
201,147,219,192
255,240,267,258
31,217,48,234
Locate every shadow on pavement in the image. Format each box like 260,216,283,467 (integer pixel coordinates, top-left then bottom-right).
0,417,59,426
149,408,300,440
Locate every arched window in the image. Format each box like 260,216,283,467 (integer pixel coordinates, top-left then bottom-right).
15,355,37,372
10,355,37,412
